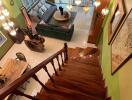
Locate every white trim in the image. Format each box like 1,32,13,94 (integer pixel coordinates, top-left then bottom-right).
0,31,7,47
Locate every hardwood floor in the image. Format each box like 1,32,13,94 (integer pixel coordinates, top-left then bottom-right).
36,47,107,100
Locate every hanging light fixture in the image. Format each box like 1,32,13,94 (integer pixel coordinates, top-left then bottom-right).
0,15,5,20
101,8,109,15
67,0,72,10
67,4,73,10
83,0,89,13
94,1,101,8
2,22,10,31
0,0,17,36
93,0,109,16
75,0,81,5
2,9,10,17
83,6,89,13
8,21,14,27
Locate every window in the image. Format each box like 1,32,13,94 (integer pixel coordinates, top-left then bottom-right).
21,0,39,11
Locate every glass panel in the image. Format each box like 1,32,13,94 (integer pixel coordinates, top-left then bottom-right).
55,0,88,4
21,0,39,10
54,0,92,6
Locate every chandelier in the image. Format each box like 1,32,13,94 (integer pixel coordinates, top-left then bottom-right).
0,0,16,36
93,1,101,7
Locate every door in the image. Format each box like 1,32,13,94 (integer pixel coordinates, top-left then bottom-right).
88,0,110,44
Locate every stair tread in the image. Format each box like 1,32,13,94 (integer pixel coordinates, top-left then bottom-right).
57,70,103,83
37,93,102,100
53,76,105,88
64,64,101,75
45,78,106,98
38,86,103,100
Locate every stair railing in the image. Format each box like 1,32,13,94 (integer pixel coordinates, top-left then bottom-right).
0,43,68,100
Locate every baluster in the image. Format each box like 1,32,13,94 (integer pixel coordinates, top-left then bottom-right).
32,74,49,91
43,66,55,83
13,90,38,100
60,53,64,67
51,60,58,76
64,43,68,62
56,56,62,71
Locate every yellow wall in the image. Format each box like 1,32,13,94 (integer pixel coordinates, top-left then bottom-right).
119,60,132,100
98,0,132,100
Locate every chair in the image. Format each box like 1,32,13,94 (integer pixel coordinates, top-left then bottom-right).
15,52,31,90
0,75,7,87
16,52,32,68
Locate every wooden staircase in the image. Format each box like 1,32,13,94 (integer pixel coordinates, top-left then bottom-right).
0,44,110,100
36,47,107,100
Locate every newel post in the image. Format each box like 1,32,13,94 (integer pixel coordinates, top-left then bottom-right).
64,43,68,62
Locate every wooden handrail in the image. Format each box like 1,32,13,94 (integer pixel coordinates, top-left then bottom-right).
0,43,68,99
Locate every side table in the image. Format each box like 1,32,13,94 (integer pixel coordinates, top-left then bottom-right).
53,10,71,21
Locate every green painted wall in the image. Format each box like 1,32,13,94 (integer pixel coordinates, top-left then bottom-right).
0,0,26,59
98,0,132,100
98,20,120,100
3,0,26,28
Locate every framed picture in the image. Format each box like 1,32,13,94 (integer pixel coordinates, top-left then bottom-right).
109,0,126,44
111,8,132,74
0,31,7,47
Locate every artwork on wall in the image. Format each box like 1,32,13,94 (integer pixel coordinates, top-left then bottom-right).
109,0,126,44
111,8,132,74
0,31,7,47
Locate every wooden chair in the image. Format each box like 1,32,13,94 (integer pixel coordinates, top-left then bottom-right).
16,52,31,69
15,52,31,90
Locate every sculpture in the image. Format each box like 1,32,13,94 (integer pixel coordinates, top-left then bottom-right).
0,75,7,87
59,6,64,15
